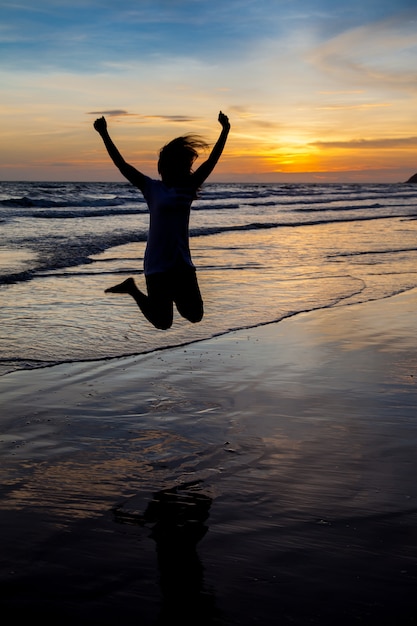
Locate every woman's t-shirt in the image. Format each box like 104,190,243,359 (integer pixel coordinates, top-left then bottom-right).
142,176,195,275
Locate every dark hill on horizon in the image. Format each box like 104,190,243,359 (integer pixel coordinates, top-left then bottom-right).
405,173,417,183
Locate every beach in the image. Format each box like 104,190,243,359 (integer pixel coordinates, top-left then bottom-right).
1,289,417,625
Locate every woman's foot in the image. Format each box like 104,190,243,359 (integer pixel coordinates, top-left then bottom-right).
105,277,136,294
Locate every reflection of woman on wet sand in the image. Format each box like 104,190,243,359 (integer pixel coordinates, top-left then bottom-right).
93,112,230,330
113,483,216,625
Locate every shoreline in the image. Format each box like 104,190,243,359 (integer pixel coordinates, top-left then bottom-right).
1,284,412,379
1,289,417,624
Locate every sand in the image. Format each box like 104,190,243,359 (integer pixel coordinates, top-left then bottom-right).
1,290,417,625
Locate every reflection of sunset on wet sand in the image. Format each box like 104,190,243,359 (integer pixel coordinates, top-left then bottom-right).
1,291,417,623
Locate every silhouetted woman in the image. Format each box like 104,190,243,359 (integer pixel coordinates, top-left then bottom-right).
94,112,230,329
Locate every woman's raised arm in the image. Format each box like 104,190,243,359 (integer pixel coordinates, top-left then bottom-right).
94,117,147,191
191,111,230,188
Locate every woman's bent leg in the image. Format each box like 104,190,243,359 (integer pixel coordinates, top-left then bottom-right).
173,266,204,323
105,276,173,330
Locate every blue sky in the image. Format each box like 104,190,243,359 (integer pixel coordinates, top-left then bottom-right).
3,0,413,70
1,0,417,181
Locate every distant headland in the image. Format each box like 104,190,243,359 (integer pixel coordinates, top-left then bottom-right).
405,173,417,183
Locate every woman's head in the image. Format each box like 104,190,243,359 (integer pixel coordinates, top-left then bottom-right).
158,134,209,186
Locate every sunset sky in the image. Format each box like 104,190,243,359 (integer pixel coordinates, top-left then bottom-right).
2,0,417,182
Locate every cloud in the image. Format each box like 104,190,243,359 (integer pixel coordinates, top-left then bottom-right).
309,9,417,93
315,103,392,111
311,136,417,149
87,110,131,117
144,115,198,123
87,111,198,123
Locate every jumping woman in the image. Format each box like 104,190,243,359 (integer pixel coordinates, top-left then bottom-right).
93,111,230,330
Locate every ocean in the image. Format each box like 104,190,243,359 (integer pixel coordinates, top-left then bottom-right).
1,180,417,377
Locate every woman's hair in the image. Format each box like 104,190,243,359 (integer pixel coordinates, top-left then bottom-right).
158,134,209,184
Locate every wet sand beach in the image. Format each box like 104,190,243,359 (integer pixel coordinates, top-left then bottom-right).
1,290,417,625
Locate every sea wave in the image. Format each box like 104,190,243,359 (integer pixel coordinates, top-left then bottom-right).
0,196,146,212
1,180,417,289
1,209,413,287
1,180,417,377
